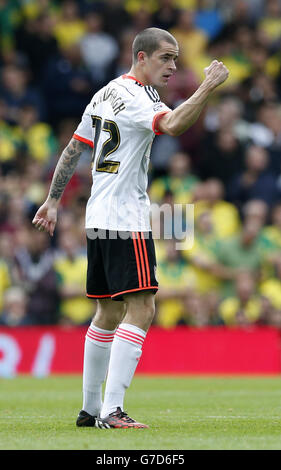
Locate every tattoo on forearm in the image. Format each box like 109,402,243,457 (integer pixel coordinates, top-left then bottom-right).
49,138,88,200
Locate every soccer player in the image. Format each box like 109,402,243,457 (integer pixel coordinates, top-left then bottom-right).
32,27,229,428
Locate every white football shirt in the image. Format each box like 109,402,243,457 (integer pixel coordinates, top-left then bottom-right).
73,74,171,232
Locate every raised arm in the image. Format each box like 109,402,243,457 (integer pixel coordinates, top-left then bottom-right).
158,60,229,137
32,137,89,236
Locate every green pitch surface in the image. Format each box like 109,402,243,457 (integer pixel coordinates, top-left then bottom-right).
1,375,281,450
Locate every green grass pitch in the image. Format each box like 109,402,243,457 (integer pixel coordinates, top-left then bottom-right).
1,375,281,450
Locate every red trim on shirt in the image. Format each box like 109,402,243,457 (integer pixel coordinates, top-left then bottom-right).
152,111,171,135
73,133,94,148
122,74,144,86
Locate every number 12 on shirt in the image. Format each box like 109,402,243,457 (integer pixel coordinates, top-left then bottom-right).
91,115,121,174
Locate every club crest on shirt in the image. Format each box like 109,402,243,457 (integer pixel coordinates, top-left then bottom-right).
153,103,165,112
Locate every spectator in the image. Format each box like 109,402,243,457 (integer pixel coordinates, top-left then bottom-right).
14,103,58,165
199,128,244,185
150,133,181,178
151,190,189,253
194,0,224,41
242,200,281,284
109,29,136,78
0,227,22,288
165,54,200,108
232,99,280,149
124,0,158,15
183,290,221,327
129,6,153,33
54,231,95,325
0,286,31,327
217,26,254,88
0,99,21,175
247,43,271,78
255,103,281,176
259,203,281,282
214,220,264,297
79,11,119,86
258,0,281,46
228,145,280,208
261,203,281,254
15,13,59,85
228,0,265,25
238,73,278,123
52,0,86,49
0,63,46,124
14,225,59,325
260,255,281,313
203,95,246,137
42,43,93,126
149,151,199,205
152,0,179,31
218,270,263,326
1,191,33,234
194,178,241,239
19,158,48,207
183,210,222,295
0,259,11,314
103,0,132,40
19,0,54,21
0,0,22,59
154,239,196,328
170,9,208,72
242,199,269,227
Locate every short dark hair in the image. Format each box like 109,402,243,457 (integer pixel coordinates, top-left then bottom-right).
132,27,177,63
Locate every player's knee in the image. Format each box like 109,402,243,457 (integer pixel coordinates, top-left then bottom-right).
94,298,125,330
124,292,156,330
142,293,155,321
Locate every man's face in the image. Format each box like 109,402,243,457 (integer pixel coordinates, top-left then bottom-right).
141,40,179,87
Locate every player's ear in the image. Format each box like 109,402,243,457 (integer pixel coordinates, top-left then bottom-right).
137,51,146,64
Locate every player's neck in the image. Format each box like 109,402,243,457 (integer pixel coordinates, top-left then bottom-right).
127,65,150,87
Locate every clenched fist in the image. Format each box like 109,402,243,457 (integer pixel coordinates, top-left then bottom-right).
204,60,229,89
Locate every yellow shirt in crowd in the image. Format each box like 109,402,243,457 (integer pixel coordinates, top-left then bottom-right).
156,258,195,328
0,261,11,312
260,279,281,311
219,296,262,325
54,255,94,324
194,200,241,239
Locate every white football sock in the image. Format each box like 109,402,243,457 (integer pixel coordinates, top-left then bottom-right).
100,323,146,418
82,323,115,417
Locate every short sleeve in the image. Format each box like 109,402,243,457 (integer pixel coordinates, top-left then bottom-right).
73,102,94,148
130,86,171,135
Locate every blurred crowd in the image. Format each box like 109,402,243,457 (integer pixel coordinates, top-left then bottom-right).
0,0,281,329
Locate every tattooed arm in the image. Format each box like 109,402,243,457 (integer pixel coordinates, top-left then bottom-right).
48,138,88,201
32,138,89,236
